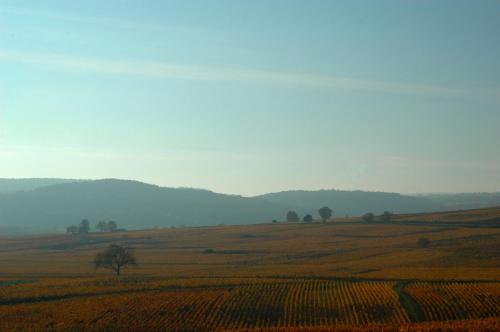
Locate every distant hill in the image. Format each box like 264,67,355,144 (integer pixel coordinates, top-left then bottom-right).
415,193,500,211
0,178,85,193
0,179,289,233
256,190,441,217
0,179,499,234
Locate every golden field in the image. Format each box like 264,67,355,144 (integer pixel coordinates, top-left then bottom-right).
0,207,500,331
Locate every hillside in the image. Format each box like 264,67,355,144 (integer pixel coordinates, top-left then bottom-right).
1,179,500,234
417,192,500,211
1,206,500,279
395,206,500,224
0,179,289,233
0,178,85,193
256,190,441,217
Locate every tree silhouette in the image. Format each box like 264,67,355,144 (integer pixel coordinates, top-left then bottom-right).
286,211,300,222
318,206,332,222
78,219,90,233
94,244,137,276
303,214,313,223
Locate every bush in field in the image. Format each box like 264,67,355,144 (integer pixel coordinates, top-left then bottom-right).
303,214,313,223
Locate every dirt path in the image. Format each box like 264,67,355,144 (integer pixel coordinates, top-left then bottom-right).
394,281,426,322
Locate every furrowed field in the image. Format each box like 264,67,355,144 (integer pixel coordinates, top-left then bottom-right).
1,207,500,331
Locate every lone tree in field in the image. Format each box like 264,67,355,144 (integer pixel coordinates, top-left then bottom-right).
318,206,332,222
286,211,300,222
94,244,137,276
379,211,393,222
303,214,313,223
362,213,375,222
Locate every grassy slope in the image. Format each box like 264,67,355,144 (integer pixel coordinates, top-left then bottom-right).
1,206,500,280
394,206,500,223
1,207,500,331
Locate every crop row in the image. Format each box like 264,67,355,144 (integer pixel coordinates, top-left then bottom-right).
0,279,407,331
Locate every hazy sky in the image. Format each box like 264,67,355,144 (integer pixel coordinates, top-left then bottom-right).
1,1,500,195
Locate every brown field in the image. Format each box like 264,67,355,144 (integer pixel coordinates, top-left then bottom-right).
405,282,500,321
394,206,500,224
237,317,500,331
0,207,500,331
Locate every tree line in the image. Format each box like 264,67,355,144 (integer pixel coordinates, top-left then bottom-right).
279,206,333,223
280,208,394,223
66,219,120,234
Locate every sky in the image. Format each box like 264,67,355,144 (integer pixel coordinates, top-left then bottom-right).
1,0,499,196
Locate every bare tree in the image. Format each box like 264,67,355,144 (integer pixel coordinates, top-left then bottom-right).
94,244,137,276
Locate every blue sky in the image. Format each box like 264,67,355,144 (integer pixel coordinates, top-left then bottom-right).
1,0,499,195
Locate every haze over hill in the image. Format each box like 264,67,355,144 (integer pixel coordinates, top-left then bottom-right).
0,178,499,234
414,192,500,211
0,179,287,234
256,190,441,218
0,178,85,193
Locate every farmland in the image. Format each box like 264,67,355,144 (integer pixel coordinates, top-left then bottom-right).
1,207,500,331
